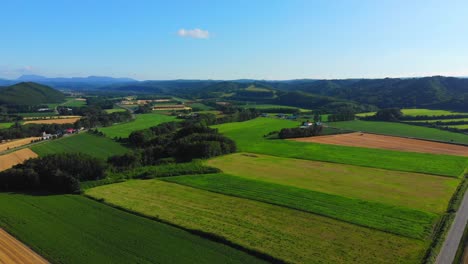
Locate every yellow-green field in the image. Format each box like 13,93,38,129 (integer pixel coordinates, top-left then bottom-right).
206,153,459,213
86,179,427,264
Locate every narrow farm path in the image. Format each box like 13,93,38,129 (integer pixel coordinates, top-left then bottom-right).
436,189,468,264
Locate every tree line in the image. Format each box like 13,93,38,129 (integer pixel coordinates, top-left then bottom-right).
0,153,104,193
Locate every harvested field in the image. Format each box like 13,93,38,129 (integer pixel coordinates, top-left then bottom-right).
0,229,48,264
0,149,38,171
23,117,80,125
291,132,468,157
0,137,41,152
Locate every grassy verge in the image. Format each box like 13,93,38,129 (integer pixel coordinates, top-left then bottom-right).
423,177,468,263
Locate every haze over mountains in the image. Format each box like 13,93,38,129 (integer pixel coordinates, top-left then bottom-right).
1,75,468,111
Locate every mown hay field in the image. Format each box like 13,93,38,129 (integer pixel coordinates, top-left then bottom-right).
206,153,459,213
23,117,80,125
0,137,41,152
31,133,128,160
99,113,177,138
0,148,38,171
213,118,468,177
0,193,263,264
86,179,427,264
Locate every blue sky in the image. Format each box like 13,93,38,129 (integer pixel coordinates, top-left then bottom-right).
1,0,467,80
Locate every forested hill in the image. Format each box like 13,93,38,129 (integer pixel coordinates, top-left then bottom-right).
265,76,468,110
0,82,65,105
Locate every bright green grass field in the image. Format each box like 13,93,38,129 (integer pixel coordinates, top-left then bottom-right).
99,113,176,138
213,118,468,177
165,174,436,240
104,108,127,113
31,133,128,159
0,193,263,264
61,97,87,107
328,120,468,145
86,179,426,264
207,153,459,213
357,109,468,117
449,124,468,129
0,122,13,129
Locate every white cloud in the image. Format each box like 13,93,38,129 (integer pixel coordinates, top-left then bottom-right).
177,28,210,39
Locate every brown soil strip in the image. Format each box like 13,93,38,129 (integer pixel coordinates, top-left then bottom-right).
0,229,49,264
291,132,468,157
0,148,38,171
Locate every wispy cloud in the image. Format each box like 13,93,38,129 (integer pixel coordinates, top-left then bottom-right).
177,28,210,39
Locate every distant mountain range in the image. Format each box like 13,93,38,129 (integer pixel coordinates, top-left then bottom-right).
0,75,136,89
1,75,468,111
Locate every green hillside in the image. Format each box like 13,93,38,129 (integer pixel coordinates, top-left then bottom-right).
0,82,65,105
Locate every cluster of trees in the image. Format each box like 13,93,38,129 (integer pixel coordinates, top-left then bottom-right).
362,108,403,121
278,124,323,139
0,153,104,193
399,114,468,121
0,114,21,122
327,110,356,122
110,124,236,169
134,104,152,114
0,123,72,141
2,104,53,114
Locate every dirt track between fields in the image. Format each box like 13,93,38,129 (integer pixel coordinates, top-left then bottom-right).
0,137,41,152
0,229,49,264
0,148,38,171
291,132,468,156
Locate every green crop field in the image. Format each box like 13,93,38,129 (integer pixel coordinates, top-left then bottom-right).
357,109,468,117
104,108,127,113
99,113,177,138
61,97,87,107
189,103,214,111
166,174,436,239
86,179,426,264
213,118,468,177
31,133,128,159
0,193,263,264
449,124,468,129
328,120,468,144
0,122,13,129
207,153,458,213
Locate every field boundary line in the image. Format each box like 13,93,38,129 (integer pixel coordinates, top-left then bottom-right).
83,193,286,264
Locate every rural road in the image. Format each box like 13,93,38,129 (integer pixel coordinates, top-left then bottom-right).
436,189,468,264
